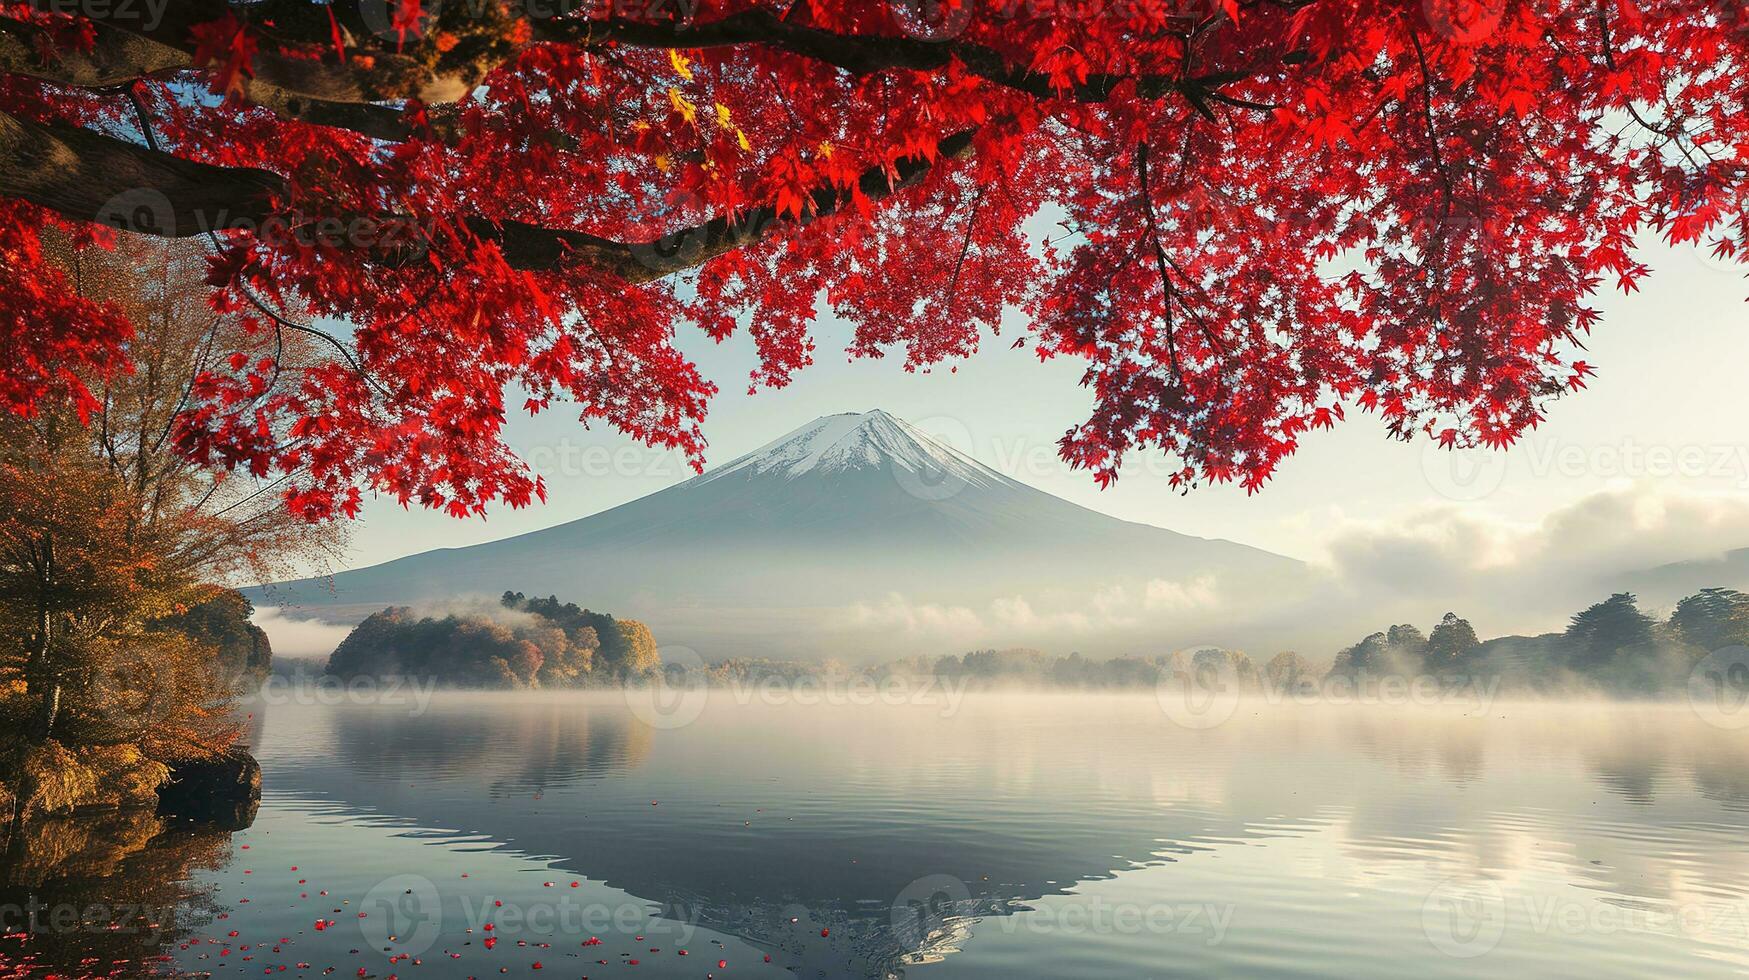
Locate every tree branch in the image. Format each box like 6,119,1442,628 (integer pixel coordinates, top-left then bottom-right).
0,17,425,141
14,2,1265,142
21,0,460,104
0,104,977,282
0,109,281,236
465,128,978,282
534,9,1199,103
1136,142,1184,384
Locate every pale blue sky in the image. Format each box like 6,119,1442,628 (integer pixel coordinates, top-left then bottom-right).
332,238,1747,574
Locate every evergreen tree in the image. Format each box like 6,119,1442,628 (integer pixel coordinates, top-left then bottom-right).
1427,613,1482,666
1669,589,1749,654
1327,632,1390,682
1565,594,1656,671
1386,624,1429,655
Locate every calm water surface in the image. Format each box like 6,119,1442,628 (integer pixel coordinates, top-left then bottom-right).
10,693,1749,977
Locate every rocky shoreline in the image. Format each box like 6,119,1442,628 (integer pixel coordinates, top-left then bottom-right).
1,742,261,831
157,746,262,829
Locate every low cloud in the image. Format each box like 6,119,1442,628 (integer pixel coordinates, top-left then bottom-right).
251,606,355,660
831,575,1223,647
836,593,984,641
1314,481,1749,633
826,485,1749,657
1144,575,1222,613
990,595,1095,632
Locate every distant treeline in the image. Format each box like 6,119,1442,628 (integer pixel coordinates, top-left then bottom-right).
1319,588,1749,696
320,587,1749,697
324,592,658,688
676,588,1749,697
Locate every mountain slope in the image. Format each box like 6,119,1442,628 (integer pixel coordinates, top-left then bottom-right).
253,411,1310,660
1621,547,1749,606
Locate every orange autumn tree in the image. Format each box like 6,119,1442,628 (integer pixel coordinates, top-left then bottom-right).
0,236,341,785
0,415,279,766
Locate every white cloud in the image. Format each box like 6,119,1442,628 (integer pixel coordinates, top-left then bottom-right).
831,575,1223,647
818,484,1749,655
1144,575,1221,613
990,595,1097,632
1312,481,1749,633
835,593,984,640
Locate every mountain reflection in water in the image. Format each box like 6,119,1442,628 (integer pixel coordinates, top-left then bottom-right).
9,694,1749,978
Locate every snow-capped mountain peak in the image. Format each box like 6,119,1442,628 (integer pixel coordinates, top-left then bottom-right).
689,410,1004,489
254,408,1309,662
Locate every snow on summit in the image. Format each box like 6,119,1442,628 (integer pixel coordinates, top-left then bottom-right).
691,410,1003,488
253,407,1310,661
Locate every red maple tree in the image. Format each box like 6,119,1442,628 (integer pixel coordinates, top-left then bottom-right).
0,0,1743,518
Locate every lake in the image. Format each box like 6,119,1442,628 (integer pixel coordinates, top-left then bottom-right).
6,692,1749,977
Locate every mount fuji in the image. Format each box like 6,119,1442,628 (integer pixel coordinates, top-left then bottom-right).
253,410,1311,661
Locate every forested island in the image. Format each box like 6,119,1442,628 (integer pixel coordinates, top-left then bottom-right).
324,592,659,687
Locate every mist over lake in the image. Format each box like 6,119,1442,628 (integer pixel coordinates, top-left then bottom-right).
24,692,1745,979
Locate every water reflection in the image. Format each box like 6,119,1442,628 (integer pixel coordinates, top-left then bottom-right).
249,696,1749,976
0,811,231,977
7,696,1749,978
324,699,653,794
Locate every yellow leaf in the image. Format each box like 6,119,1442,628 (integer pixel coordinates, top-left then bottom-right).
714,102,733,127
668,87,697,126
669,49,694,81
737,128,752,152
817,140,835,158
654,154,670,172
